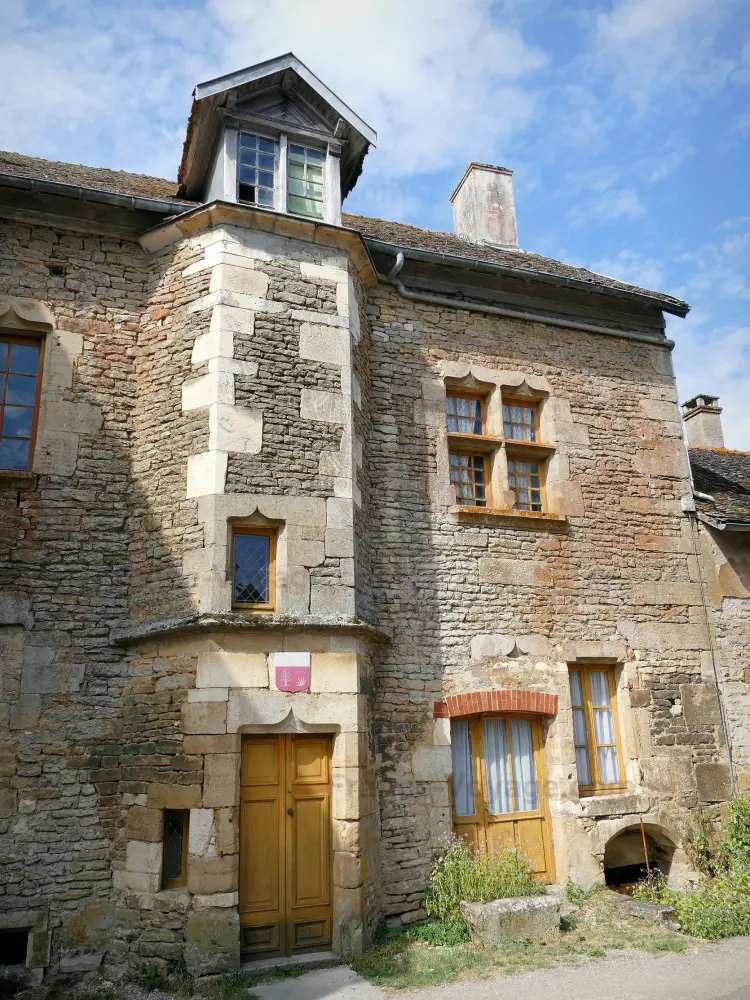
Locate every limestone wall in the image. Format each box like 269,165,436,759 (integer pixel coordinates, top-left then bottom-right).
365,284,728,920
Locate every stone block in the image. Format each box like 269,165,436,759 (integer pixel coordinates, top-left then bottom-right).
295,693,361,733
299,322,349,365
193,892,239,910
334,851,363,889
9,695,41,731
125,840,162,875
215,808,239,855
562,640,626,663
310,585,355,616
300,387,345,424
547,481,585,517
181,701,227,735
0,789,17,818
182,371,234,411
34,430,78,476
203,754,239,808
59,954,104,973
629,687,651,708
616,621,709,652
209,404,262,454
310,652,359,693
478,558,553,587
695,763,732,803
332,731,363,768
21,646,84,694
299,261,348,282
113,870,160,893
183,735,241,755
433,718,451,746
188,809,215,856
184,908,240,978
332,886,363,958
461,895,560,947
0,591,32,628
147,784,202,810
642,753,695,796
125,807,164,843
333,767,361,821
196,652,268,689
633,582,702,606
186,451,228,499
332,819,360,853
412,746,452,782
187,855,238,895
680,683,721,728
327,497,353,530
187,688,229,703
226,689,291,732
579,794,649,818
210,262,269,297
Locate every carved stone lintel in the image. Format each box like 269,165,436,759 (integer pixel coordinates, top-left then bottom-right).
0,297,55,332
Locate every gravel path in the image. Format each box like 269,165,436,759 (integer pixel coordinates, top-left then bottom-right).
252,937,750,1000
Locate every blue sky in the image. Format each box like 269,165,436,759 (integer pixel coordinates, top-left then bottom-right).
2,0,749,443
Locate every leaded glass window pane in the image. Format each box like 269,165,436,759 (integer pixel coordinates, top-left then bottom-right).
232,531,273,606
238,132,277,207
507,459,543,511
287,144,325,219
449,452,488,507
163,810,187,885
445,394,483,434
502,401,537,441
0,337,41,471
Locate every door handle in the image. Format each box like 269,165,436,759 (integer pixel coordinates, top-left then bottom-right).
287,808,294,816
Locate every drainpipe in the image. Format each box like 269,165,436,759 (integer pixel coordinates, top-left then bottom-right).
379,256,675,350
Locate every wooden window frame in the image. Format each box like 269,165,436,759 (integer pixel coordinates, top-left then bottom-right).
506,455,546,513
569,665,627,797
237,130,278,209
449,450,491,508
502,396,540,443
445,391,488,438
0,332,45,472
231,525,277,612
162,809,189,889
287,142,326,220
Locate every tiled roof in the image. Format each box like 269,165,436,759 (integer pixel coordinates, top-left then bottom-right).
342,212,688,314
689,447,750,525
0,151,689,314
0,150,190,204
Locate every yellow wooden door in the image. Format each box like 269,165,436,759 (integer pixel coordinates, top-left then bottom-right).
450,715,554,881
240,735,332,959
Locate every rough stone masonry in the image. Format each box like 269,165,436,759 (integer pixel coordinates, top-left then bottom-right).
0,52,742,984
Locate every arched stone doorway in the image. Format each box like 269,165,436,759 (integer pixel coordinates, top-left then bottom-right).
603,824,677,889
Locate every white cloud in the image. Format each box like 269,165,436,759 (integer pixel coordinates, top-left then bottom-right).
591,249,665,292
567,186,645,226
591,0,739,111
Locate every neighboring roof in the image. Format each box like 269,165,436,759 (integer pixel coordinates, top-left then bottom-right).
344,213,689,316
689,447,750,527
0,150,189,204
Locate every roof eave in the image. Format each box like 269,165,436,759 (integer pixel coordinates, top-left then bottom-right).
697,512,750,532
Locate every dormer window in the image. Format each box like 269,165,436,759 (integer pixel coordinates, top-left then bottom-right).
287,144,324,219
238,132,277,207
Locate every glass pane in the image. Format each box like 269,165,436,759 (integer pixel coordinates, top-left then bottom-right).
259,152,275,170
2,406,33,438
288,195,322,218
240,132,257,148
233,532,271,604
305,182,324,200
450,720,474,816
306,148,324,163
5,374,36,406
0,342,7,368
512,405,522,421
576,747,592,786
288,161,305,178
163,811,185,882
289,144,306,160
307,164,323,181
483,719,511,814
510,719,538,811
593,707,615,746
590,670,611,706
239,165,258,184
598,746,621,784
239,148,257,166
257,188,274,206
258,171,274,188
288,177,305,197
0,437,30,469
572,707,588,745
9,344,39,374
258,136,275,153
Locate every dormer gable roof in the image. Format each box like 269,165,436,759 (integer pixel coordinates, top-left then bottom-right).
178,52,376,202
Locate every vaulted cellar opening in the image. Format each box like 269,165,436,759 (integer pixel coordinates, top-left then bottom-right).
603,824,677,890
0,929,28,967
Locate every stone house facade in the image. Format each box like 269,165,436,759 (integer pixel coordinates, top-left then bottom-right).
0,52,741,982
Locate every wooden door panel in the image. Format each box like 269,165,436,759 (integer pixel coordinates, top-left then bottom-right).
291,794,330,907
292,737,330,784
240,799,280,911
485,817,516,857
241,739,280,785
516,816,549,875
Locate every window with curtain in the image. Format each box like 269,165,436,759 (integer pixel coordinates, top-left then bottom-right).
451,716,541,818
569,666,625,795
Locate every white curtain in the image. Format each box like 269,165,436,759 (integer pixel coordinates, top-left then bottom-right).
570,670,592,785
451,720,475,816
591,671,621,784
510,719,538,812
483,719,511,815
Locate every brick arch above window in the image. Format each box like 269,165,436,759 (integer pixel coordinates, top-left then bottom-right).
434,689,558,719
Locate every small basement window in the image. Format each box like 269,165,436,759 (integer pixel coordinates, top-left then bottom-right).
238,132,277,208
0,928,28,966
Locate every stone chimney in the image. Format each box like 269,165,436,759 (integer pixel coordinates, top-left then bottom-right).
681,394,724,448
451,162,518,248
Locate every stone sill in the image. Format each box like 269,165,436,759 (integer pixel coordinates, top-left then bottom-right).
579,792,649,818
0,470,38,491
113,612,392,646
449,506,567,530
447,431,503,454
